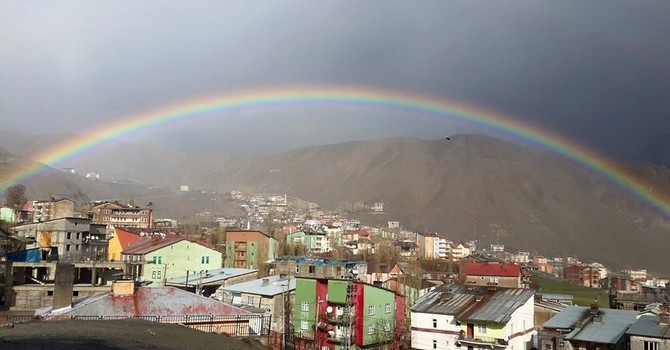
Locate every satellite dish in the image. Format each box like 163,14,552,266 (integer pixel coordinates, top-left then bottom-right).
326,306,333,314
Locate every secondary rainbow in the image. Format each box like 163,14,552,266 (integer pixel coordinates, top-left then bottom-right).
3,86,669,218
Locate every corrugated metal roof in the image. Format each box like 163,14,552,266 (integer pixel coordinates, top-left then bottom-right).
166,268,257,287
410,283,533,323
626,315,670,339
221,275,296,297
543,306,638,344
49,287,252,317
461,288,534,323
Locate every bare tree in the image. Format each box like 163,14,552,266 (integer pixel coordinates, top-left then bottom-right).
5,184,27,209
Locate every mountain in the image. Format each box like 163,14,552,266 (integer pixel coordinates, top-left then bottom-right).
2,132,669,273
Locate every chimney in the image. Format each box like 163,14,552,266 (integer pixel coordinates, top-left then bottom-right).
660,303,670,326
52,263,75,311
112,280,136,296
262,278,270,287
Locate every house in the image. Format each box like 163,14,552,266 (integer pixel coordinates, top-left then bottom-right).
224,230,278,269
89,201,153,229
122,235,222,286
626,304,670,350
410,283,535,350
293,277,405,350
395,240,418,259
285,230,331,253
539,304,638,350
12,217,108,261
218,275,296,334
460,261,528,288
32,198,75,222
166,267,258,297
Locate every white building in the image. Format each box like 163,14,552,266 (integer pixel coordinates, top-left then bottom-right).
411,284,535,350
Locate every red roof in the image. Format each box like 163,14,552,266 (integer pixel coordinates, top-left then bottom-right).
51,287,252,317
114,228,143,250
123,236,184,255
462,262,521,277
122,235,219,255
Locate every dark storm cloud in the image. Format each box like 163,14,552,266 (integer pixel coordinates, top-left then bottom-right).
1,1,669,162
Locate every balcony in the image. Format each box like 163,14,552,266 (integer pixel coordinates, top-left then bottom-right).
327,313,352,325
457,335,508,349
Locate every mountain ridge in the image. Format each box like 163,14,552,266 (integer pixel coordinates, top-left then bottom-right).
1,132,669,272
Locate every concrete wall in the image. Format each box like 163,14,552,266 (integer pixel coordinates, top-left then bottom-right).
630,336,670,350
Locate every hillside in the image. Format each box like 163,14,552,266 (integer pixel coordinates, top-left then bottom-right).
1,133,669,273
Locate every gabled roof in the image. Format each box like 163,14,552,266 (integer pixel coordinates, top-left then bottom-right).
543,306,638,344
462,262,521,277
44,286,252,317
123,236,184,254
114,228,142,250
411,283,534,324
626,315,670,339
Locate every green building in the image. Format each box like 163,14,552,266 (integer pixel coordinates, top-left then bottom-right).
122,236,222,286
285,231,331,254
293,277,404,350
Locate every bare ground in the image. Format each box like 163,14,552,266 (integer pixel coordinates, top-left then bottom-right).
0,319,269,350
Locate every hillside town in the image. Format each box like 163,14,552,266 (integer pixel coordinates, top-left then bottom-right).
0,188,668,350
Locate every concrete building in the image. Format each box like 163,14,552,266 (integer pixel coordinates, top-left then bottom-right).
564,265,601,288
32,198,75,222
460,261,528,288
90,201,153,229
273,257,368,281
12,217,108,262
224,230,278,269
285,230,331,253
122,236,222,286
219,275,296,334
293,277,405,350
2,260,130,310
410,283,535,350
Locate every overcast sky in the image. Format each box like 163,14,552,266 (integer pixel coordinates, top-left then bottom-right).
1,1,669,163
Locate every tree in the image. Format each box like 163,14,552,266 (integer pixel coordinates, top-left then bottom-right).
5,184,27,209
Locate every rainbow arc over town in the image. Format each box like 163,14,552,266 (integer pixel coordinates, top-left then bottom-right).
3,86,669,218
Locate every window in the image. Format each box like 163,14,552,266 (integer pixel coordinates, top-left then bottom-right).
368,325,374,335
157,271,162,279
66,244,71,252
157,256,162,264
433,340,437,349
384,320,391,332
478,323,487,334
247,296,254,305
433,319,437,328
76,233,81,240
385,303,392,313
67,232,72,240
152,271,157,279
644,342,659,350
153,256,157,264
368,305,376,315
301,320,309,330
301,301,309,312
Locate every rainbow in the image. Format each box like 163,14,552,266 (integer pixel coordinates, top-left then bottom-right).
3,86,669,218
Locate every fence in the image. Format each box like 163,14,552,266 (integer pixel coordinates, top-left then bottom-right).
2,314,273,337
